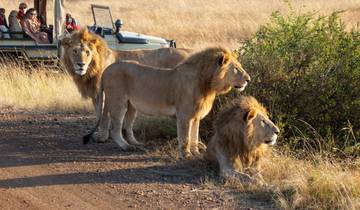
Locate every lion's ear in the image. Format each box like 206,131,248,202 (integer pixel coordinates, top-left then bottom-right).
82,30,101,46
61,37,72,48
243,110,256,122
82,28,91,40
218,52,231,67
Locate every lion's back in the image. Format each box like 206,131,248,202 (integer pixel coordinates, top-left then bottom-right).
132,48,193,68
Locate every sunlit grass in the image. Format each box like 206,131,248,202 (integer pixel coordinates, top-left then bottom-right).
257,154,359,209
4,0,359,49
1,0,360,209
0,64,91,111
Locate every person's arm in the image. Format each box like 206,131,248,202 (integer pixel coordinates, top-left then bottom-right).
23,20,38,40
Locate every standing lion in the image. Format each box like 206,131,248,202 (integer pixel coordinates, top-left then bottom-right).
84,47,251,159
61,28,193,119
206,96,280,183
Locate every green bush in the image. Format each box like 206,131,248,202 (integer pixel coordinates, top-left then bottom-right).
237,11,360,156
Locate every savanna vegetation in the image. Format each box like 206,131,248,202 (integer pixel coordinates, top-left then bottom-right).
1,0,360,209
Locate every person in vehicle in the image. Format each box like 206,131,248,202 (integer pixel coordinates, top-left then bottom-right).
8,10,23,39
17,3,28,21
38,14,53,43
64,13,80,34
23,8,49,43
0,8,10,39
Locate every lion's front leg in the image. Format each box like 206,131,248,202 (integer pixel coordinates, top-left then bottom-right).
217,150,257,185
244,168,267,186
222,170,258,185
176,117,192,159
190,118,204,156
220,164,266,186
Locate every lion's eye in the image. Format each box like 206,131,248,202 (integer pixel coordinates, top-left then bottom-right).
73,49,77,54
261,120,266,126
86,50,90,56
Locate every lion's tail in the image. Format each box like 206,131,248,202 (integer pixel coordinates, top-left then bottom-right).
83,79,105,144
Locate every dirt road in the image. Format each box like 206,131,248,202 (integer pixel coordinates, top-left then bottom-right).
0,108,276,209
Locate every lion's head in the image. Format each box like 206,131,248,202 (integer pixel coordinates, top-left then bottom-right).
61,28,110,77
217,51,250,93
182,47,250,95
215,96,280,152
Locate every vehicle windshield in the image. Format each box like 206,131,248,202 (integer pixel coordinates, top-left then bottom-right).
91,5,114,29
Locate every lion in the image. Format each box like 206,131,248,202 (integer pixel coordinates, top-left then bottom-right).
83,46,251,159
205,96,280,184
61,28,193,112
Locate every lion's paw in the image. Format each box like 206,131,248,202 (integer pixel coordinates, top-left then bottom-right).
198,140,207,152
191,148,201,156
120,144,137,152
83,132,109,144
179,151,193,159
134,144,148,152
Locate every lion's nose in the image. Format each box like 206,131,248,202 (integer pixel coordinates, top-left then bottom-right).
274,127,280,135
244,73,251,83
78,63,85,68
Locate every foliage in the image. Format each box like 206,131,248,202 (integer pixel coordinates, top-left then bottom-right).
238,10,360,156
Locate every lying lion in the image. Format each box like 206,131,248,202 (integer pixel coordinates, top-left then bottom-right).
206,96,280,183
61,28,192,113
84,47,251,158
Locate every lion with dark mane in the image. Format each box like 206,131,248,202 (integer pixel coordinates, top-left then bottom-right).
84,47,251,158
61,28,192,109
206,96,280,183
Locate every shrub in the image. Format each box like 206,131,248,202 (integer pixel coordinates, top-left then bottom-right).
237,10,360,156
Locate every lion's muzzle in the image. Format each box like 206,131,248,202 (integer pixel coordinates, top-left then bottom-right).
74,62,88,76
265,126,280,145
234,81,249,92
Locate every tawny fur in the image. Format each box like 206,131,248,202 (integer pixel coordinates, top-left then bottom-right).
89,46,251,158
61,28,193,106
206,96,279,181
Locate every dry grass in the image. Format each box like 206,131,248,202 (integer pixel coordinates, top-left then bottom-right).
1,0,360,209
142,120,360,209
0,64,91,111
63,0,360,49
262,154,360,209
194,152,360,210
3,0,360,48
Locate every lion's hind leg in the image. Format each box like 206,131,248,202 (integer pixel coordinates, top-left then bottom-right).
123,103,143,146
110,100,136,151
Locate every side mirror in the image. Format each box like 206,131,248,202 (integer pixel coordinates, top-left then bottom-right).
114,19,123,33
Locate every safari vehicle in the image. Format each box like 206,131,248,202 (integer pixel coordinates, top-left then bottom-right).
0,0,176,67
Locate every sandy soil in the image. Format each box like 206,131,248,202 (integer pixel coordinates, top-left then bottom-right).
0,108,277,210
